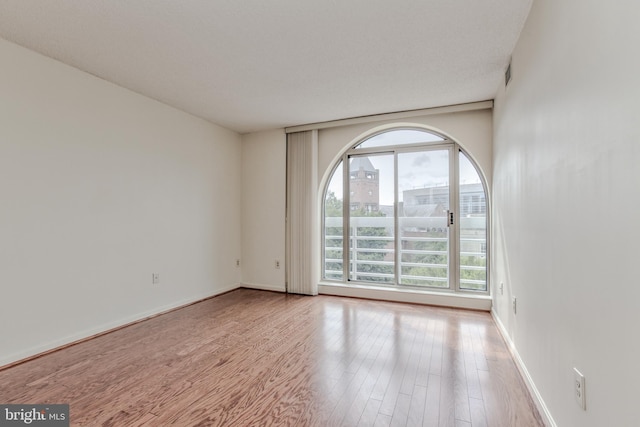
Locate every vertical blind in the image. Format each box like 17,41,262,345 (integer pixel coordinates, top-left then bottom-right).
286,130,318,295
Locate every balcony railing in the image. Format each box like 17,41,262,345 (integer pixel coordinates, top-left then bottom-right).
324,215,487,290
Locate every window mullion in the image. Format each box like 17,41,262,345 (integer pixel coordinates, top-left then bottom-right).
450,145,460,291
393,151,400,285
342,153,350,281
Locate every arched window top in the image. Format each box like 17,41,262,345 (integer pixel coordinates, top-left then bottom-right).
354,128,445,150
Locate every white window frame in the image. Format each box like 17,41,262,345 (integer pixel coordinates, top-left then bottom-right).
321,127,490,295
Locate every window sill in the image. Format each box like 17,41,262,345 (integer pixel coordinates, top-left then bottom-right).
318,282,492,311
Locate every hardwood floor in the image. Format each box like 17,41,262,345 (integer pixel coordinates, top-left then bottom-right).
0,289,544,426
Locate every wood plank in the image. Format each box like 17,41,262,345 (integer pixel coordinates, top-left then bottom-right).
357,398,383,427
469,397,488,427
478,359,545,427
389,392,411,426
415,318,435,387
374,412,393,427
423,373,441,427
461,323,483,400
407,384,427,426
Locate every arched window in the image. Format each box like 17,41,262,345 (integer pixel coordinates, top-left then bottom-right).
322,128,489,293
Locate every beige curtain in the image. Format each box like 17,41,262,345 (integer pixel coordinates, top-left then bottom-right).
286,130,318,295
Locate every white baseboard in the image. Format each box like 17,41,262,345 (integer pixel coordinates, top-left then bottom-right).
491,310,557,427
318,282,492,311
0,283,242,368
241,282,286,293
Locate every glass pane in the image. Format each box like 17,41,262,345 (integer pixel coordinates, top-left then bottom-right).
323,161,344,280
398,150,450,288
348,154,394,283
459,151,487,291
356,129,444,149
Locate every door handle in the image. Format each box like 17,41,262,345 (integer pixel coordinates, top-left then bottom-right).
447,210,454,227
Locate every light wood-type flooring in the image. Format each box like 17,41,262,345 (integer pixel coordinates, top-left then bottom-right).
0,289,544,426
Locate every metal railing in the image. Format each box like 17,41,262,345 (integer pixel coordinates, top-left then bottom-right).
324,215,487,290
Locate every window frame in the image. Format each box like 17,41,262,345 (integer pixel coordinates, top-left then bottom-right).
321,127,490,295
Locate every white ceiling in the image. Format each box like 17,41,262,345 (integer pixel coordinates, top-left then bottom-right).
0,1,532,134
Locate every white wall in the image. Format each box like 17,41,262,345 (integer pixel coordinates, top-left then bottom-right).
492,1,640,426
241,130,286,291
0,38,242,366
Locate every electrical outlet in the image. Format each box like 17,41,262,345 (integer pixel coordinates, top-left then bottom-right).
500,282,504,295
574,368,586,410
152,273,159,284
236,259,240,267
512,296,517,314
275,260,280,269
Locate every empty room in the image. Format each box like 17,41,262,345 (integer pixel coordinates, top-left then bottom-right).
1,1,638,426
